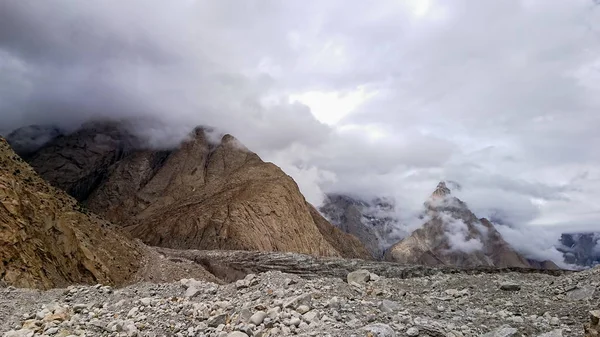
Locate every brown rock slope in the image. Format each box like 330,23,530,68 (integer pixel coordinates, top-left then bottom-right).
384,182,534,268
0,136,219,289
0,136,142,288
22,124,370,259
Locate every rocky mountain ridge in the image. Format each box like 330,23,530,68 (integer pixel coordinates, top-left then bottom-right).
323,182,559,269
384,182,540,268
9,123,370,260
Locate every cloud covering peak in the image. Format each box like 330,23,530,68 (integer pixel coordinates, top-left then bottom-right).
2,0,600,240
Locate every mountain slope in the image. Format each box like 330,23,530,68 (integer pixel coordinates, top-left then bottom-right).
0,136,219,289
19,123,370,259
384,182,534,268
0,136,142,288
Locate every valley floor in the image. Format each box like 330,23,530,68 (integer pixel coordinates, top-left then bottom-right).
1,252,598,337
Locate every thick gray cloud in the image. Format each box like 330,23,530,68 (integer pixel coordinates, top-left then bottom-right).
2,0,600,264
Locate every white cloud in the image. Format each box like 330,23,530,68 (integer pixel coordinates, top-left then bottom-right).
439,213,484,254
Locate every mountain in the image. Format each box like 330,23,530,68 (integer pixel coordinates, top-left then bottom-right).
6,125,63,159
320,194,401,259
559,232,600,267
384,182,549,268
0,136,217,289
14,122,370,259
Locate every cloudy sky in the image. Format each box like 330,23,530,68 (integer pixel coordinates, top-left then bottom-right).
2,0,600,256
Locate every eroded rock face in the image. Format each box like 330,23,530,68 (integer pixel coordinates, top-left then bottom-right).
384,182,533,268
21,123,370,259
320,195,389,259
0,136,143,289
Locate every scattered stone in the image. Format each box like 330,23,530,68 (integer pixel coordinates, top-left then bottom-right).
406,326,419,336
207,313,228,327
499,283,521,291
379,299,400,313
362,323,396,337
302,310,321,323
585,310,600,337
0,267,598,337
283,293,312,309
347,270,371,284
481,325,518,337
537,330,563,337
289,317,301,327
296,305,310,314
228,332,249,337
249,311,267,325
566,285,595,301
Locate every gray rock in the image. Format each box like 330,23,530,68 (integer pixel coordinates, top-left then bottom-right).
3,329,35,337
302,310,321,323
566,285,595,300
379,299,400,313
481,325,518,337
45,327,59,335
249,311,267,325
499,283,521,291
406,327,419,336
362,323,396,337
184,286,201,298
289,317,301,327
347,270,371,284
227,332,249,337
72,304,87,313
283,293,312,309
296,305,310,314
208,313,228,328
266,307,280,319
139,298,152,306
536,330,563,337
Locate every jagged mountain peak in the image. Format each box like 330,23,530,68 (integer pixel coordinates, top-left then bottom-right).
385,181,534,269
431,181,452,198
20,122,371,260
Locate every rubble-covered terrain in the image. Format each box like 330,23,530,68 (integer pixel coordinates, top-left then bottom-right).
2,262,598,337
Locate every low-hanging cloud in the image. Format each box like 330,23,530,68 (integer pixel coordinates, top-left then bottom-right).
439,212,484,254
2,0,600,241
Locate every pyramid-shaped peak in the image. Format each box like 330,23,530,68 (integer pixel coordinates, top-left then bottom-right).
431,181,451,198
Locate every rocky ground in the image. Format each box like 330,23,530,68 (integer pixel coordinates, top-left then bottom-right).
1,261,598,337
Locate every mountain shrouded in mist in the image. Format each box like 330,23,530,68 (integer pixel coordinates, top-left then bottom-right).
10,122,371,260
2,1,600,267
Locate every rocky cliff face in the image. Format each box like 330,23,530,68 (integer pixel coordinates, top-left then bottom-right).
0,136,143,289
0,135,219,289
320,195,382,259
384,182,537,268
320,194,401,259
17,123,370,259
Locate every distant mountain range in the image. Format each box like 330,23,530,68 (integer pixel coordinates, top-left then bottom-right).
559,233,600,267
3,120,596,291
322,182,600,269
